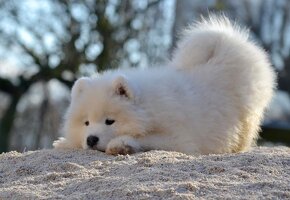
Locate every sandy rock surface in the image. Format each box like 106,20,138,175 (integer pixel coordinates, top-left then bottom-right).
0,147,289,199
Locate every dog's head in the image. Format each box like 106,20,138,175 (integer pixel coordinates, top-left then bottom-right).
63,74,149,152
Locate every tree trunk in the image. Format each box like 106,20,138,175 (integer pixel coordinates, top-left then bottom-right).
0,95,20,153
170,0,213,55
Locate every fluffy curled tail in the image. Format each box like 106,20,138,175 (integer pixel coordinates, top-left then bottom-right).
171,15,250,69
171,15,277,152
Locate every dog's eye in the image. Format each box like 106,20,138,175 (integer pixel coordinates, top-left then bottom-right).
105,119,115,125
84,121,90,126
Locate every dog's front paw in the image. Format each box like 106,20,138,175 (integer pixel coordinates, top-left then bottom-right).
106,145,135,156
105,136,141,156
53,137,73,149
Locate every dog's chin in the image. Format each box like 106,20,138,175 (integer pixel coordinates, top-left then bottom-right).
94,148,105,153
86,145,105,153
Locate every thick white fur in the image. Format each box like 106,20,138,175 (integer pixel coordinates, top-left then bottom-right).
53,16,276,155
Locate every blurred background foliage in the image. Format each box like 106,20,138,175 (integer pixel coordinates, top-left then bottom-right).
0,0,289,153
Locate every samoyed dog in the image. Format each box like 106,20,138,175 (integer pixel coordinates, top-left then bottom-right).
53,16,276,155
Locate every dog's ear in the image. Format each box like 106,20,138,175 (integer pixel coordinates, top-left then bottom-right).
71,77,90,99
112,75,134,100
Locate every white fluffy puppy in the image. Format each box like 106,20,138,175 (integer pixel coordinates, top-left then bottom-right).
53,16,276,155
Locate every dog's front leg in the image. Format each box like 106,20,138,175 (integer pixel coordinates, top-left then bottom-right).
105,135,141,155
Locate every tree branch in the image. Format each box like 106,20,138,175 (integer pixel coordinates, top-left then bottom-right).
0,77,17,95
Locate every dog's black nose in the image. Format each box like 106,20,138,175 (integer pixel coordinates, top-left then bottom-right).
87,135,99,148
